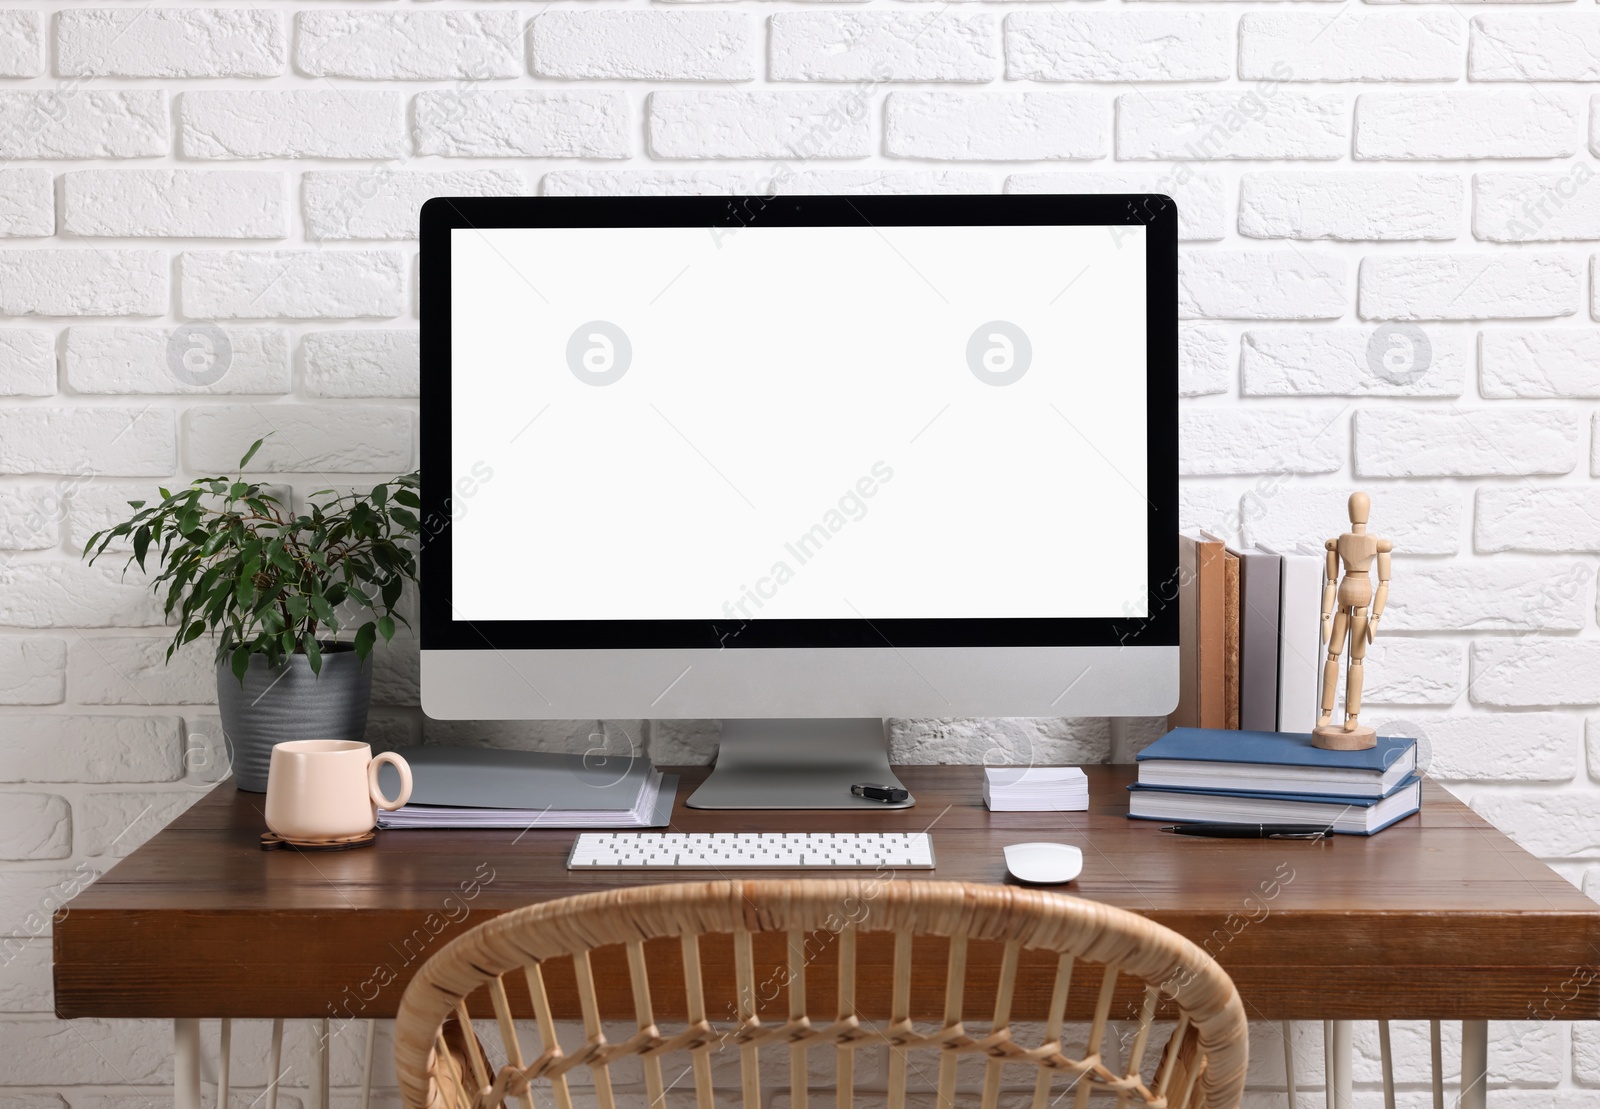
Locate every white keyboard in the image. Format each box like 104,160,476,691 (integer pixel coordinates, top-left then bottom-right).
567,831,935,870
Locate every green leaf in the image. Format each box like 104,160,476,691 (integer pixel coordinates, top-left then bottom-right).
310,594,336,627
132,526,151,569
230,645,251,686
377,614,395,642
354,621,376,660
183,620,206,645
303,635,322,675
239,438,265,469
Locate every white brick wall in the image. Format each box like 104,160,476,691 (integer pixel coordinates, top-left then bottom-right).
2,3,1599,1103
56,9,284,79
780,13,994,83
537,12,756,82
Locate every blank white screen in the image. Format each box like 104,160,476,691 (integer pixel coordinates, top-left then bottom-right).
451,223,1148,622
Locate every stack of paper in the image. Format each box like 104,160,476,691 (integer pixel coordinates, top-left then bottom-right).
982,766,1089,812
373,746,677,830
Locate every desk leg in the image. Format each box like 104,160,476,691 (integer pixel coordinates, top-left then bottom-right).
361,1018,377,1109
1325,1020,1353,1109
1460,1020,1488,1109
1430,1021,1445,1109
267,1018,284,1109
218,1018,231,1108
1378,1021,1395,1109
174,1019,201,1109
1282,1022,1298,1109
312,1017,330,1109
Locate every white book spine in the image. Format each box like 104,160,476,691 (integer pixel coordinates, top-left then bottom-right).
1276,551,1325,734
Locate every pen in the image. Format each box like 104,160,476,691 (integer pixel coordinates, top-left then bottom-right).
1159,823,1333,840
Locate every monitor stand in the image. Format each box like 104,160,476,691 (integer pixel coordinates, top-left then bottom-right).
684,718,915,809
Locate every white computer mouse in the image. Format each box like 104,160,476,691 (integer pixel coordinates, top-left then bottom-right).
1004,842,1083,885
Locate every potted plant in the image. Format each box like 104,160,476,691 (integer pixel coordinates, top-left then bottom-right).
84,439,420,791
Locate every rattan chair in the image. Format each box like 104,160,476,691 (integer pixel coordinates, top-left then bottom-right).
394,880,1247,1109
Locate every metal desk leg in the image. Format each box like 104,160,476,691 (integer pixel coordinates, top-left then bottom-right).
312,1017,330,1109
1430,1021,1445,1109
1282,1022,1298,1109
174,1019,201,1109
1378,1021,1396,1109
361,1018,377,1109
267,1018,284,1109
219,1018,231,1108
1461,1020,1489,1109
1326,1020,1353,1109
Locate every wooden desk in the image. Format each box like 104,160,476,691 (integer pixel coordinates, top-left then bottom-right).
56,764,1600,1025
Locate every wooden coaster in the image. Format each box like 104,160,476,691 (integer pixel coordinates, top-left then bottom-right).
260,828,377,852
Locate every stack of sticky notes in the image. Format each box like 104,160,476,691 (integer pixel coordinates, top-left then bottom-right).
982,766,1089,812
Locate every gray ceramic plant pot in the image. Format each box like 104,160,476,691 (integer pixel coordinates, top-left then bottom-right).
215,645,373,792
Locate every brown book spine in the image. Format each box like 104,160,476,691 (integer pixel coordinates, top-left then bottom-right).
1170,535,1199,730
1222,549,1241,730
1171,534,1230,732
1195,539,1226,730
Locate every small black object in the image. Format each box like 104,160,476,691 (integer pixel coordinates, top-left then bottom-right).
1159,823,1332,840
852,782,909,804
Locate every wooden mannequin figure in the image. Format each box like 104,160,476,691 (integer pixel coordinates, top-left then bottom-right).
1314,492,1392,751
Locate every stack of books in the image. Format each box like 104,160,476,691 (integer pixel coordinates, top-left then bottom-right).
1170,533,1325,735
1128,727,1421,835
983,766,1089,812
374,746,677,830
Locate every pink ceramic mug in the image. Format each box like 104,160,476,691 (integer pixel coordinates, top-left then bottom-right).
264,740,412,841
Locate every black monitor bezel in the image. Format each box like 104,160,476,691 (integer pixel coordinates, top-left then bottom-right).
420,194,1178,651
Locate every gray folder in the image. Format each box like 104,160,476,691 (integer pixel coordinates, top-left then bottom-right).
375,745,655,811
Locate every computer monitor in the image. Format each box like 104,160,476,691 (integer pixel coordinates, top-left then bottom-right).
420,195,1178,809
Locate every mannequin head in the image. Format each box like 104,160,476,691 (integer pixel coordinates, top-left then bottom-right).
1349,491,1370,533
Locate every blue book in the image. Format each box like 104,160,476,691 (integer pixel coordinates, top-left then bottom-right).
1127,776,1422,836
1136,727,1417,799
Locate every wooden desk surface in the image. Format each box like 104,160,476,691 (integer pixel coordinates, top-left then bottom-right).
54,765,1600,1023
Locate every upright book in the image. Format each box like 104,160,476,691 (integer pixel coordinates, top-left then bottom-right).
1235,547,1282,733
1221,547,1241,730
1269,545,1325,734
1171,533,1228,730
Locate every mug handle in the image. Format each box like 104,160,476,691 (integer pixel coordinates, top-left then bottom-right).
369,751,412,812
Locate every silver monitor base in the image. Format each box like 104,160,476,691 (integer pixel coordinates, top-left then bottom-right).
684,718,915,810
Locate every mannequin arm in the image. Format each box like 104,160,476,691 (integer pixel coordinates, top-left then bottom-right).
1320,539,1339,643
1367,541,1393,641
